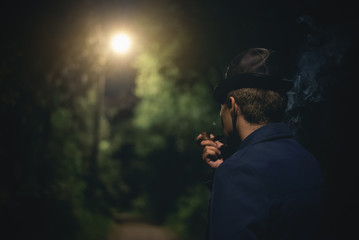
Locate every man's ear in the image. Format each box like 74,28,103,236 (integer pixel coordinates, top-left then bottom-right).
227,96,236,111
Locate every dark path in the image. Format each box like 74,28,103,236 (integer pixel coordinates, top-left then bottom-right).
108,214,179,240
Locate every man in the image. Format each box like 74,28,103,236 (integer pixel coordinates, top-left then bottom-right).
197,48,325,240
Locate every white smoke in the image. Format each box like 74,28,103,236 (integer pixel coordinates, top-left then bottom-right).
285,15,352,127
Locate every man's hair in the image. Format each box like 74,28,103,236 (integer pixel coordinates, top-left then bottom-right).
227,88,287,125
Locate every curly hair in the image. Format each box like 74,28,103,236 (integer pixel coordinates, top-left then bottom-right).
227,88,287,125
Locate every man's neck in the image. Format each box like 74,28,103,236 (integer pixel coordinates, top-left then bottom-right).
237,116,266,141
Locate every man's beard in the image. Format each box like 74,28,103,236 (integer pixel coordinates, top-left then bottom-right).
221,116,241,148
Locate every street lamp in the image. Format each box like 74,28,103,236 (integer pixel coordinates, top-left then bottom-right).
111,33,131,53
90,32,132,197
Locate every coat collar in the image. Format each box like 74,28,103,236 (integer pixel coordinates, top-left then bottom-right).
238,123,293,150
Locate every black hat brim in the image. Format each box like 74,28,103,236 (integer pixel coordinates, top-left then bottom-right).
213,73,293,103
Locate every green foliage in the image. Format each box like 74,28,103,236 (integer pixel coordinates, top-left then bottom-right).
0,3,126,239
166,184,211,240
126,1,223,237
0,1,230,239
133,39,220,155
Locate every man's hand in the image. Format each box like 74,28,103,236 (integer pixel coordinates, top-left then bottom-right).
196,133,224,168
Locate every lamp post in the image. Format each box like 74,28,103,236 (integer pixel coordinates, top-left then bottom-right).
89,33,131,198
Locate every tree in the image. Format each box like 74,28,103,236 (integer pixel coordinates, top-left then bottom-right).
0,2,126,239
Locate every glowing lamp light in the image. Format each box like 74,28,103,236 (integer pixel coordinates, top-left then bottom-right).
111,34,131,53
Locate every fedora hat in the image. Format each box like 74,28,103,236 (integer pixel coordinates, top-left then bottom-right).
213,48,293,103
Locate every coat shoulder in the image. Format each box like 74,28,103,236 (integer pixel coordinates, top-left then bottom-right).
223,138,324,198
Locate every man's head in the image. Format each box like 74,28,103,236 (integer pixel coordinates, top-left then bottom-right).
216,48,291,138
220,88,287,137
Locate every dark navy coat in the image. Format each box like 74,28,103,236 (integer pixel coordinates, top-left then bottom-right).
209,123,325,240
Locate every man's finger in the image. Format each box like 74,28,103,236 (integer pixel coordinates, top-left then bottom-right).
215,140,224,148
203,146,221,155
208,159,223,168
203,150,217,160
200,140,217,147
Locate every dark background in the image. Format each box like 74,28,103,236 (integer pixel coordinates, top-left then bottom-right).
1,0,358,239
